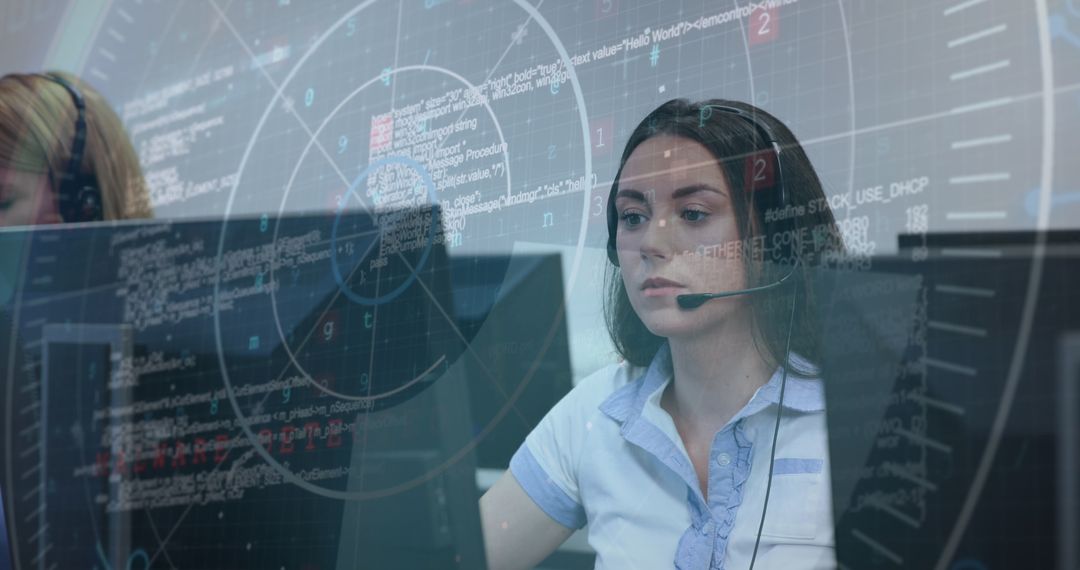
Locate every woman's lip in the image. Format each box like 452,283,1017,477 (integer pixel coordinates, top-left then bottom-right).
642,278,686,289
642,286,687,297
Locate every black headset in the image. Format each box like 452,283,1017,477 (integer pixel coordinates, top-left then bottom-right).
39,73,103,223
604,104,802,570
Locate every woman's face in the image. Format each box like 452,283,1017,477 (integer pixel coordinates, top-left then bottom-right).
614,135,752,339
0,168,60,227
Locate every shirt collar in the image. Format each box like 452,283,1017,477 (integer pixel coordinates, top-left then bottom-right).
599,342,825,428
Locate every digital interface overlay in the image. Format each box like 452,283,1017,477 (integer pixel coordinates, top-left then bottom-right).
1,0,1079,568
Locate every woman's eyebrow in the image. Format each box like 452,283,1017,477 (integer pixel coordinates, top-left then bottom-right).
672,184,726,199
614,189,648,203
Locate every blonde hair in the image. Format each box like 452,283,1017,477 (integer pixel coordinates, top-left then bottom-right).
0,71,152,220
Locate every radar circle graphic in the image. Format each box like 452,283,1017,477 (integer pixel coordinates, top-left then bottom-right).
211,0,595,501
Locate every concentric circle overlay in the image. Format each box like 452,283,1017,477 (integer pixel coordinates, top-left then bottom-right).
267,63,513,401
213,0,594,500
328,154,439,306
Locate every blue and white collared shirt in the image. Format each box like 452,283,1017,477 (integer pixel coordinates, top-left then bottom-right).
510,343,835,569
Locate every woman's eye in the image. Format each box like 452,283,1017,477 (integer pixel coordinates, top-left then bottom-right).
620,212,646,227
682,209,709,222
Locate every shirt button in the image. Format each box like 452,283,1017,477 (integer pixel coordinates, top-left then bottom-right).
716,453,731,466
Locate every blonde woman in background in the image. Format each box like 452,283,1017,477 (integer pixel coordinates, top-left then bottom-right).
0,71,151,227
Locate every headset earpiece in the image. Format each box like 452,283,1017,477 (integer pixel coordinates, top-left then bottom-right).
63,178,103,223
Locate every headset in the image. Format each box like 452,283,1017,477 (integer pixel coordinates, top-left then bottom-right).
38,73,103,223
605,104,802,570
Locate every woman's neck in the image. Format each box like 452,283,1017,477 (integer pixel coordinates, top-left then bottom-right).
662,309,774,439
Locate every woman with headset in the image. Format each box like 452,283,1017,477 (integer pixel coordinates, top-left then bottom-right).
480,98,845,569
0,71,151,227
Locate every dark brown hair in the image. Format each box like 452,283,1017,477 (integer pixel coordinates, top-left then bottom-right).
603,98,843,373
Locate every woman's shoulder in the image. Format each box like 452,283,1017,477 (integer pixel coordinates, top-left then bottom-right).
556,359,644,416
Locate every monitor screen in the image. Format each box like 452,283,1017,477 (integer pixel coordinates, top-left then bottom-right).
820,235,1080,569
2,208,489,569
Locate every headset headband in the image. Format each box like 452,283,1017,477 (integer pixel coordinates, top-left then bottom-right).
41,74,88,184
38,73,100,222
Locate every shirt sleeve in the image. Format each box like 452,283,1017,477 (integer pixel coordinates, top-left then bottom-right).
508,364,620,530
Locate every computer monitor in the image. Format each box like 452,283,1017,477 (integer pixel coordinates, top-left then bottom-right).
0,206,488,569
451,253,574,470
0,305,28,570
1058,333,1080,570
821,231,1080,569
40,323,133,568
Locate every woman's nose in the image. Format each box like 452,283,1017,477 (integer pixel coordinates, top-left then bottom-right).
639,215,674,260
